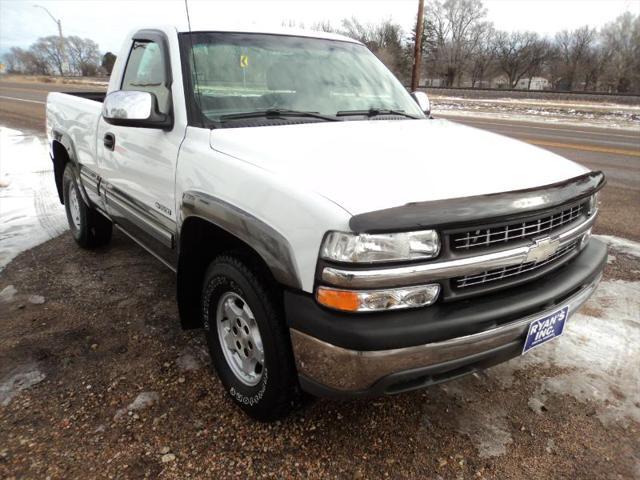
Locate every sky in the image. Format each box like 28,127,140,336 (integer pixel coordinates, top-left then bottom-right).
0,0,638,55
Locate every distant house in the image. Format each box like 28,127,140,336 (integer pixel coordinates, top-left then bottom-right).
489,76,550,90
516,77,551,90
421,77,446,87
491,76,510,89
470,80,492,88
421,75,551,90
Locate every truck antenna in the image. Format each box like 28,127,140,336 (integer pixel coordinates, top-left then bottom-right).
184,0,204,124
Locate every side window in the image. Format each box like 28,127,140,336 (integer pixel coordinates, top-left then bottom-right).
121,40,171,114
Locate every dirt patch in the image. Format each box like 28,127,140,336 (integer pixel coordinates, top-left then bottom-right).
0,231,638,479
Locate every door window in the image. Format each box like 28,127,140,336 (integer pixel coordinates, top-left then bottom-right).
122,40,171,114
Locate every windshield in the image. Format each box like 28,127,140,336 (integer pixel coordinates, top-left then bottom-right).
180,32,424,125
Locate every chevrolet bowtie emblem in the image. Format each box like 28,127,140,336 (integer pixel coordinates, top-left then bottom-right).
525,237,561,263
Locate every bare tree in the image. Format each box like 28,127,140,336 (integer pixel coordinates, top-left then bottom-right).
553,26,596,90
494,31,543,88
13,46,50,75
311,20,335,33
524,37,550,89
67,36,100,76
468,25,496,87
339,17,373,45
3,47,26,73
600,12,640,93
581,44,609,91
340,18,409,81
31,36,67,76
2,45,50,75
26,49,51,75
424,0,489,86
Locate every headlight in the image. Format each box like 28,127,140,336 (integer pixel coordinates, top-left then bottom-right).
321,230,440,263
316,284,440,312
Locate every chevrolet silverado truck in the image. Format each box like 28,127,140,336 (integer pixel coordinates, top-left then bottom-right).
46,26,607,421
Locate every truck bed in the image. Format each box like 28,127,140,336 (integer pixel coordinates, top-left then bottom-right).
46,91,105,182
63,91,106,103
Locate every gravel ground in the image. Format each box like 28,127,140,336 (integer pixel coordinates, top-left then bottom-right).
0,231,639,479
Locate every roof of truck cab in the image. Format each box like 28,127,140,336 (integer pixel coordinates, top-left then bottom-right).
174,24,362,44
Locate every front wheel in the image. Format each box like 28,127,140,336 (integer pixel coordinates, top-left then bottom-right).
62,164,112,248
202,254,300,421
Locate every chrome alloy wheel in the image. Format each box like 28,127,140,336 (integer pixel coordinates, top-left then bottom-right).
216,292,265,386
68,182,82,231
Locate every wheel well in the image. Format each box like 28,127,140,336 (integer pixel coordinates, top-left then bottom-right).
51,140,69,204
177,216,282,330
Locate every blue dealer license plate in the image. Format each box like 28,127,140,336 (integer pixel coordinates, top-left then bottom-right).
522,306,569,354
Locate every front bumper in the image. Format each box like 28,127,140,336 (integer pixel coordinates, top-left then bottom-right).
286,239,607,397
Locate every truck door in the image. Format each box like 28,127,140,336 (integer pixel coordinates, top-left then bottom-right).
97,32,181,265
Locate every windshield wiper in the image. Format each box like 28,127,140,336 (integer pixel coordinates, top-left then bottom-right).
220,109,338,122
336,108,420,119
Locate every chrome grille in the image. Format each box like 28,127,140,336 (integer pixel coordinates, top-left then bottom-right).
454,240,578,289
451,203,585,251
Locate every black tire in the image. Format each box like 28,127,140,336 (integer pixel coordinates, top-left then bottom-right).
62,164,112,248
202,253,300,421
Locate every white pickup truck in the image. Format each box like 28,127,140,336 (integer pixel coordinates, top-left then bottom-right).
47,25,607,420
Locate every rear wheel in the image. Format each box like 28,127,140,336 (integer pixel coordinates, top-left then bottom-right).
62,164,112,248
202,254,300,421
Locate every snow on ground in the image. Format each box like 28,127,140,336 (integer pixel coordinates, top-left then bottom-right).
0,126,67,270
596,234,640,259
0,363,45,407
488,235,640,426
442,381,514,458
431,95,640,131
113,391,160,421
442,234,640,455
432,96,640,112
0,284,17,302
533,280,639,426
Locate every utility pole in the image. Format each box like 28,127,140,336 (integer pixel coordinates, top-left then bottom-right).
34,4,66,75
411,0,425,91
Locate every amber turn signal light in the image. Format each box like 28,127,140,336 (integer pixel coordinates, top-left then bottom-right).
316,287,360,312
316,284,440,313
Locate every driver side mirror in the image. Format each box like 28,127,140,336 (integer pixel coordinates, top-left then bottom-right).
103,90,172,130
411,91,431,118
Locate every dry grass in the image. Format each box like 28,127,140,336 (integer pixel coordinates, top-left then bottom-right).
1,74,108,86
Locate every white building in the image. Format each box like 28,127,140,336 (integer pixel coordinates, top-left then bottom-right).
515,77,551,90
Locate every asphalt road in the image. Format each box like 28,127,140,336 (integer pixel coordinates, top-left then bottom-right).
433,114,640,240
436,114,640,187
0,79,102,131
1,78,638,240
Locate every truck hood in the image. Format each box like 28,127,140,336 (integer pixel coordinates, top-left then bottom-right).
209,119,588,215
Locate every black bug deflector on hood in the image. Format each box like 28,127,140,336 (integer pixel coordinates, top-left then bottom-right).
349,171,606,234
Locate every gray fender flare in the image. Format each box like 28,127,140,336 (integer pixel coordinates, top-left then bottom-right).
51,129,92,206
180,190,302,290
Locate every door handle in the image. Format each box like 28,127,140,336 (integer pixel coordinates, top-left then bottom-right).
104,133,115,151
